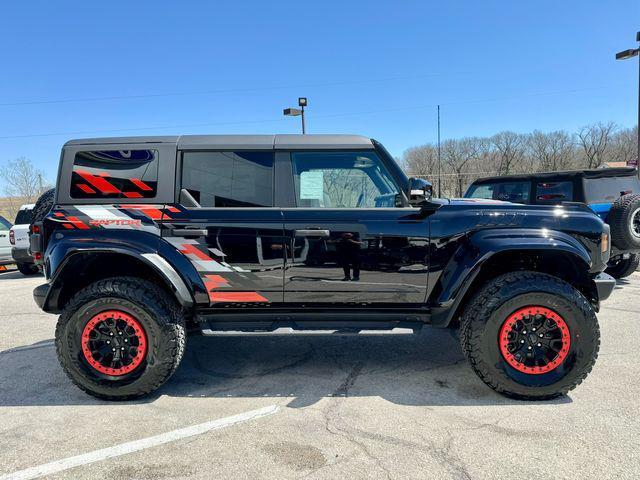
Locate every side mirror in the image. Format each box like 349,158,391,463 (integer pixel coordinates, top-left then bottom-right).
408,177,433,206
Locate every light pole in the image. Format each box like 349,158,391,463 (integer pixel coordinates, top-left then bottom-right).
283,97,308,134
615,32,640,176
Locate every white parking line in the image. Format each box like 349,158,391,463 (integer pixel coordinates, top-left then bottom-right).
0,404,279,480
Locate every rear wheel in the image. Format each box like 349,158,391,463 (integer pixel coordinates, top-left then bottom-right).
460,271,600,400
55,277,186,400
16,262,39,275
605,254,640,279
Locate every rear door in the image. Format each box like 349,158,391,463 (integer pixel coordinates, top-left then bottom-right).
164,149,285,305
282,150,430,305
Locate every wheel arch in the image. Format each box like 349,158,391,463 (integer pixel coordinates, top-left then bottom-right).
43,249,194,313
429,229,597,328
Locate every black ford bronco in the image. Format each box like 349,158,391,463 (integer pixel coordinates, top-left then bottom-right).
465,168,640,279
31,134,614,401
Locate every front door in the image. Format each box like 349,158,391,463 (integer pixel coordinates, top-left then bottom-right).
282,150,430,305
164,150,285,305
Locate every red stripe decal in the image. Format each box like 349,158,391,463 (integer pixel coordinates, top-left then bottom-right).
131,178,153,191
53,212,65,218
77,184,96,194
167,206,181,213
66,216,90,230
209,291,269,302
179,243,212,261
123,192,143,198
62,223,73,229
75,169,120,194
125,205,166,220
203,274,230,291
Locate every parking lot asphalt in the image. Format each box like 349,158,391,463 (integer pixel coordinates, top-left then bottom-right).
0,270,639,480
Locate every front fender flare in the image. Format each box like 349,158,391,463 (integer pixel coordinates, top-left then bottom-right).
429,228,593,327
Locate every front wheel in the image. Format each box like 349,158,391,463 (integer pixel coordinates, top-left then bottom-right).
460,271,600,400
55,277,186,400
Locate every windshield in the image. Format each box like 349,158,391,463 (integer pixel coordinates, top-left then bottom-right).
465,181,531,204
584,176,640,203
0,216,10,231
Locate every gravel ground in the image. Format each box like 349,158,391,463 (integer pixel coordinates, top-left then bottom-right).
0,269,639,479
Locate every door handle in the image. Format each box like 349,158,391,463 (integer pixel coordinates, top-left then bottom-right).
294,229,330,238
171,228,208,237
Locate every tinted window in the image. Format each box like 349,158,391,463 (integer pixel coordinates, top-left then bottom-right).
181,151,274,207
466,181,531,204
535,182,573,204
14,209,32,224
291,151,400,208
584,176,640,203
0,216,9,231
71,150,158,199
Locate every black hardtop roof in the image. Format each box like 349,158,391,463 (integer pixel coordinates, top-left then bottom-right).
471,167,638,184
64,134,374,150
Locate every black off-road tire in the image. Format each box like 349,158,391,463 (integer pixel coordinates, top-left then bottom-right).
30,188,55,226
55,277,186,400
608,193,640,250
16,262,39,275
605,254,640,279
460,271,600,400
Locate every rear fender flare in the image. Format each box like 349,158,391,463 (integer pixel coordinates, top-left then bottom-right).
43,232,200,311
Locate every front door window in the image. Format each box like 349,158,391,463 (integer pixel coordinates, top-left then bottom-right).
292,151,401,208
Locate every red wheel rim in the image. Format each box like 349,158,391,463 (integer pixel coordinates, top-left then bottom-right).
498,306,571,374
81,310,147,376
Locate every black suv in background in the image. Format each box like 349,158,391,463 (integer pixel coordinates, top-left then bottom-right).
31,135,613,401
466,168,640,278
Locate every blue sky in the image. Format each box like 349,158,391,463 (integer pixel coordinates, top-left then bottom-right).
0,0,638,188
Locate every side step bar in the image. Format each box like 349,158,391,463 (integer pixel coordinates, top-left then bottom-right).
201,326,419,336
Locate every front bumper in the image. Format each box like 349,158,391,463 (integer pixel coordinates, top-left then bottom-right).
594,272,616,302
11,247,33,264
33,283,49,309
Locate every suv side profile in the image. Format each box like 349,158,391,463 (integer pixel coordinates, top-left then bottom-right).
32,135,614,401
465,168,640,278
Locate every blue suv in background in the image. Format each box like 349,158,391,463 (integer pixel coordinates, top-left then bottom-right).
465,167,640,279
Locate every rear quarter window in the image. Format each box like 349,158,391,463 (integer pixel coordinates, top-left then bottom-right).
584,176,640,204
70,150,158,199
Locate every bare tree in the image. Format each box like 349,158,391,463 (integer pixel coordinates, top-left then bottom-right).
610,125,638,164
401,144,438,177
576,122,617,169
0,157,45,200
443,137,485,196
528,130,575,172
490,131,526,175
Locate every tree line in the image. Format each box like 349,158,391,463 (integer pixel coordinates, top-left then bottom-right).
401,122,638,198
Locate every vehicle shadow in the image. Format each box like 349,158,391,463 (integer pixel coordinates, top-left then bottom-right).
0,329,572,408
0,270,23,280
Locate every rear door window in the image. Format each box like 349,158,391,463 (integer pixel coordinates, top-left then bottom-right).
535,182,574,204
181,151,274,207
466,181,531,204
70,150,158,199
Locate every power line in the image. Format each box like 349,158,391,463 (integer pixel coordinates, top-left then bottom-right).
0,84,625,141
0,71,471,108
